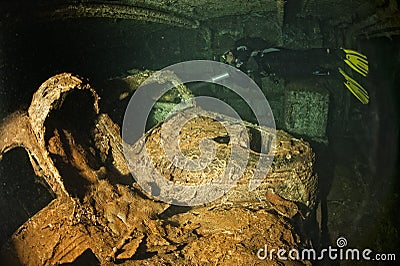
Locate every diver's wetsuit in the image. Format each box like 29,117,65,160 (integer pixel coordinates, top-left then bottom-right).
229,37,340,79
223,37,370,104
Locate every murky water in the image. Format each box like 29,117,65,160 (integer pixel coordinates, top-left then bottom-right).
0,3,399,264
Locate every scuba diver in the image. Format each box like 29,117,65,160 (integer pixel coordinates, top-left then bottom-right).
221,37,369,104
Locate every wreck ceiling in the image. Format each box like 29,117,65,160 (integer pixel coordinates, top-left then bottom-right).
1,0,397,49
1,0,398,46
0,0,382,26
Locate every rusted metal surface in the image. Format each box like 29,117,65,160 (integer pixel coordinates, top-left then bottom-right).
0,72,316,264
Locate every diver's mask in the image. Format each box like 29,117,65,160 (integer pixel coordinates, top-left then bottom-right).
221,51,244,69
221,51,233,64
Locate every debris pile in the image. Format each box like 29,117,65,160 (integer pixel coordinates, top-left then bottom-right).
0,73,317,265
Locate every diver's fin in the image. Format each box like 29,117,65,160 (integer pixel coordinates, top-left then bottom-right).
338,67,369,104
341,48,369,77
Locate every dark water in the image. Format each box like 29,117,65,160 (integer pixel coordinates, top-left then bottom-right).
0,5,399,265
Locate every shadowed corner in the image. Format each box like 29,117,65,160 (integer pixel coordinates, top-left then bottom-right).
0,148,55,265
59,249,100,266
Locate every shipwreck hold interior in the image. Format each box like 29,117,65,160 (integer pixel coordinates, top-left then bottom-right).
0,0,399,265
44,89,99,200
